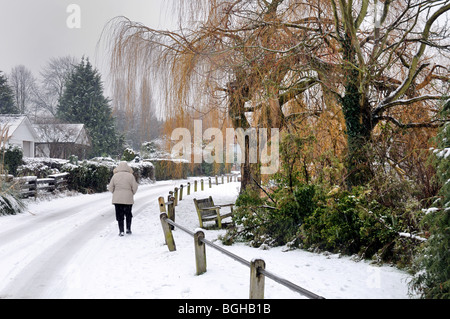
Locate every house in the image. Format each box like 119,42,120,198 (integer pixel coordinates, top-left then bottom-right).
33,123,91,159
0,115,38,157
0,115,91,159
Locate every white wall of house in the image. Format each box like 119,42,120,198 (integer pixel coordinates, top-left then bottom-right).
2,117,36,157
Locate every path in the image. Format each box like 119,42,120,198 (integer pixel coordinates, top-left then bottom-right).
0,179,412,299
0,181,178,299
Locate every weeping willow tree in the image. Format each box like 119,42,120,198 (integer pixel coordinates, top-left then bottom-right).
104,0,341,191
105,0,450,190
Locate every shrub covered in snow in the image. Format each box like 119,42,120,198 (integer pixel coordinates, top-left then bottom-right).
411,101,450,299
17,157,155,195
0,178,25,216
62,161,111,194
121,148,138,162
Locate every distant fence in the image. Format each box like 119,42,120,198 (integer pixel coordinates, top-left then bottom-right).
157,174,324,300
15,172,69,198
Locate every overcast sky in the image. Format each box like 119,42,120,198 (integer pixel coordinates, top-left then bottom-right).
0,0,172,79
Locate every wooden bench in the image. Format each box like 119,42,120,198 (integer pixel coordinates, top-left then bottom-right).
193,196,234,228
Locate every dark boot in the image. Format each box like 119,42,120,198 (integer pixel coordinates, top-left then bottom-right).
118,220,125,236
126,218,132,234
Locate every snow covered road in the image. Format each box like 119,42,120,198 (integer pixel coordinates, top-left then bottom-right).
0,181,177,299
0,179,413,299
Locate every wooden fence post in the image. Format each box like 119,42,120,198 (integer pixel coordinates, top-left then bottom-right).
179,185,183,201
160,212,176,252
167,196,176,230
194,180,198,192
209,177,212,188
174,187,178,206
158,196,166,213
187,182,190,195
194,230,207,275
221,175,224,184
249,259,266,299
200,179,204,191
215,175,218,185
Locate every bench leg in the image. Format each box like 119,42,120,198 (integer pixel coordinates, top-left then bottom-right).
215,208,222,228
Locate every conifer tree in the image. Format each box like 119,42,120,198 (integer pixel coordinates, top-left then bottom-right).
0,71,18,114
411,99,450,299
58,58,123,157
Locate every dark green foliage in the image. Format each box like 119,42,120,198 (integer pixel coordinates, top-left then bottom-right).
341,81,373,188
0,145,25,215
221,188,267,246
300,187,400,260
0,72,18,114
62,161,112,194
224,179,421,265
1,145,23,176
122,148,138,161
57,58,123,157
340,38,373,187
411,101,450,299
223,185,318,247
17,157,153,194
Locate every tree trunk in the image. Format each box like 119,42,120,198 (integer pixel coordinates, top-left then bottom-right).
227,78,260,193
341,37,373,188
342,82,373,187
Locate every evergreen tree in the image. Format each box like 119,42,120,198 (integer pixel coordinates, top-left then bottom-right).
57,58,123,157
0,71,18,114
411,100,450,299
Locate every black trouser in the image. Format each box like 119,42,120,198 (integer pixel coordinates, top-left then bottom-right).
115,204,133,233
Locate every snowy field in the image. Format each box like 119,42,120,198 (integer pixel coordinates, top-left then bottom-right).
0,178,414,299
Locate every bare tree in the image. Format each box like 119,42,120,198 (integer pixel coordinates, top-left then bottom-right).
9,65,36,115
111,76,162,149
33,56,78,117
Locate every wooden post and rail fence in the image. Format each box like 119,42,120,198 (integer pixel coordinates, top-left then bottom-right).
2,172,70,198
157,174,324,300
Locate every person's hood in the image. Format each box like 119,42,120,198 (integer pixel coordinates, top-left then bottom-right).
114,161,133,174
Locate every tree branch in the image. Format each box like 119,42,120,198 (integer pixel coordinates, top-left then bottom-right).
375,94,447,117
375,116,447,129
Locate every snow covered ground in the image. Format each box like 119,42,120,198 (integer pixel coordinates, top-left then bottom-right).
0,178,414,299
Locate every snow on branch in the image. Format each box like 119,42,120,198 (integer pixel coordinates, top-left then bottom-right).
398,232,427,242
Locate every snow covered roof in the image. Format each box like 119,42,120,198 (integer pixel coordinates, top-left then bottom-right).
33,123,90,146
0,114,38,140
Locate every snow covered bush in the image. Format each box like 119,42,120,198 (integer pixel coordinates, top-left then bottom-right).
62,161,112,194
18,158,66,178
224,182,421,266
61,158,154,194
0,175,25,216
16,157,154,195
0,191,25,216
129,160,155,182
410,101,450,299
299,186,406,262
122,148,138,162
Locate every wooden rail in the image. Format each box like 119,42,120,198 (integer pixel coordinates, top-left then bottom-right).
156,174,324,299
159,213,324,299
16,172,69,198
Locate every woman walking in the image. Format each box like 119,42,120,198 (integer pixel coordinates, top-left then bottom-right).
108,161,139,236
